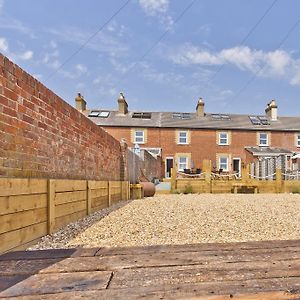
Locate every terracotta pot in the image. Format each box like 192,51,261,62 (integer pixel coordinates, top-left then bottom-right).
140,182,156,197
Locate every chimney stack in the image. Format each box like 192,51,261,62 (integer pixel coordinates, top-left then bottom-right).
265,99,278,121
75,93,86,112
118,92,128,115
196,97,205,117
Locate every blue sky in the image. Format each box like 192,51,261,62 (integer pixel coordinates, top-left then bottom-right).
1,0,300,116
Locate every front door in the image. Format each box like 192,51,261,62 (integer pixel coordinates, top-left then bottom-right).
233,158,241,177
165,157,174,178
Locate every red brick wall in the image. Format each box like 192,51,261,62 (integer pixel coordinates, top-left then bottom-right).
104,126,299,173
0,54,122,180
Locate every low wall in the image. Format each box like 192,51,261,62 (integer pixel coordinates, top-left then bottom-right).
0,178,137,254
174,178,300,194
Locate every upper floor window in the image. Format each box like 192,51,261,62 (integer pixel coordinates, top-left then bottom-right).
178,131,188,144
178,156,188,171
134,130,144,144
218,132,229,145
297,134,300,147
259,133,268,146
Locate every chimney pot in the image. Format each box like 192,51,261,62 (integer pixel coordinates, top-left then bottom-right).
118,92,128,114
265,99,278,121
75,93,87,112
196,97,205,117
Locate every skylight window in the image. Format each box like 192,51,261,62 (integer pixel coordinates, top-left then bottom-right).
258,116,270,125
172,113,191,120
88,111,110,118
88,111,100,117
249,116,270,125
211,114,231,120
99,111,110,118
132,112,152,119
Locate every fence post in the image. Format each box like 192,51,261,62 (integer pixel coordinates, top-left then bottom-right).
276,169,283,193
47,179,55,234
171,168,176,192
87,181,92,215
202,160,212,193
108,181,112,206
241,164,250,183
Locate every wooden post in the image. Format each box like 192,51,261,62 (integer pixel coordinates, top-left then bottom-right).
202,160,212,193
47,179,55,234
241,164,250,183
87,181,92,215
127,181,130,200
170,167,176,192
108,181,112,206
276,169,283,193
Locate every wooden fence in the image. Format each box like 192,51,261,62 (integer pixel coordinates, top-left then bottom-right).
0,178,141,254
172,164,300,194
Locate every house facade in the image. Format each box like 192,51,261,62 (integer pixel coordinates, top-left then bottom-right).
75,93,300,178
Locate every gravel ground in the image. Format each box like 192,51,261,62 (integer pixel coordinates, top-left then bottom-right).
29,194,300,250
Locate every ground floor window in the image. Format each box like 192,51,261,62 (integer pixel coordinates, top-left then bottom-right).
219,156,229,171
178,156,188,171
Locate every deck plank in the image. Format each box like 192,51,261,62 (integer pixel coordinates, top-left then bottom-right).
0,239,300,299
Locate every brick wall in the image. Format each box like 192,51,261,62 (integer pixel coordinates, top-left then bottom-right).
0,54,122,180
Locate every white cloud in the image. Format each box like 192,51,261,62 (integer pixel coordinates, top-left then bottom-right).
139,0,169,15
0,37,8,52
48,26,128,58
169,44,300,85
76,64,87,74
18,50,33,60
0,0,4,13
139,0,173,29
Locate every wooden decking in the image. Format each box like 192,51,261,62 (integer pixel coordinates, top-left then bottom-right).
1,240,300,299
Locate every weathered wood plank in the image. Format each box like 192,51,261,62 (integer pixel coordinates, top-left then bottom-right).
90,188,108,198
55,200,86,218
54,209,86,231
1,277,300,299
96,239,300,256
0,207,47,234
0,179,47,197
88,181,108,190
0,271,112,297
0,248,99,261
54,180,87,193
110,264,300,289
0,222,47,254
37,249,300,273
0,194,47,216
0,275,28,293
55,190,86,205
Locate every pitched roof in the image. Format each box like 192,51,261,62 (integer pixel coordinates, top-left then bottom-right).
83,110,300,132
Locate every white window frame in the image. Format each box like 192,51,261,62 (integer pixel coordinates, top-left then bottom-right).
297,133,300,147
218,132,229,145
259,132,268,146
134,130,144,144
178,156,188,171
219,156,229,172
178,131,188,145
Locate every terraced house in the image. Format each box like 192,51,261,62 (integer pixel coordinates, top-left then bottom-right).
75,93,300,178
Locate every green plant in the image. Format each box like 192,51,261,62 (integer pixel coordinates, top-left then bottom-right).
291,187,300,194
171,189,181,194
183,184,194,194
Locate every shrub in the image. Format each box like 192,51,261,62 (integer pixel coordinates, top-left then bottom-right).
291,187,300,194
183,184,193,194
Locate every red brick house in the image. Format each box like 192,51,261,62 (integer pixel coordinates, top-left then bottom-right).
75,93,300,178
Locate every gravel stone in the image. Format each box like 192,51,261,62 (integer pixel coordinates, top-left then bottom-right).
28,194,300,250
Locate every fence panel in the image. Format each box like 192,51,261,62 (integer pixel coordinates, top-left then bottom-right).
0,178,48,253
